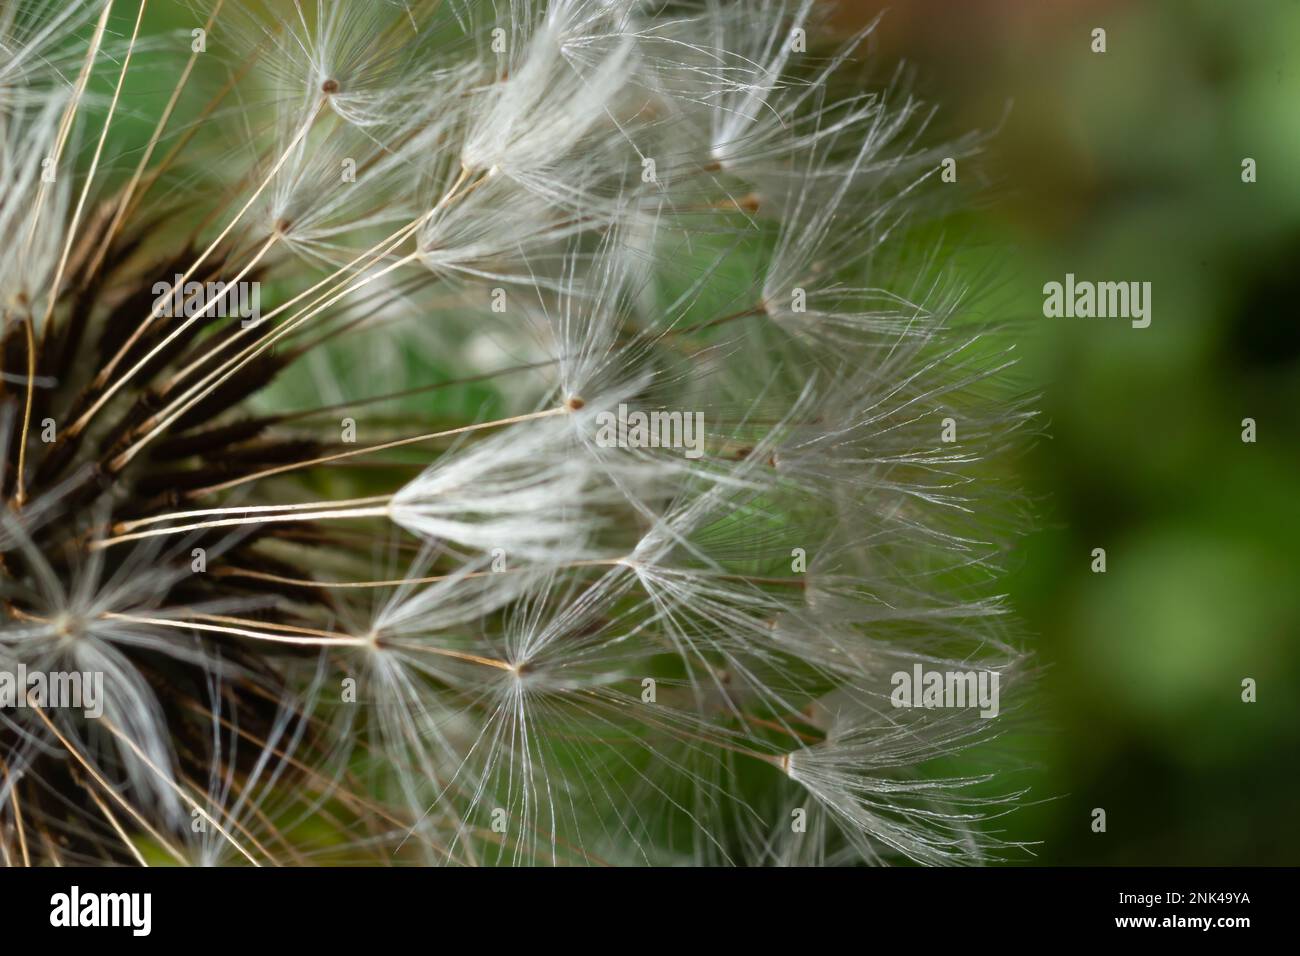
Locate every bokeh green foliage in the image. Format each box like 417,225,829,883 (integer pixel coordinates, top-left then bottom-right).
837,0,1300,864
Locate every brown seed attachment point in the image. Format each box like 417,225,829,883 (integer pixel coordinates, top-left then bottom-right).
565,396,586,412
321,78,340,94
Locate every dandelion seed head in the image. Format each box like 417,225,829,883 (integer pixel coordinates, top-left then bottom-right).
0,0,1033,867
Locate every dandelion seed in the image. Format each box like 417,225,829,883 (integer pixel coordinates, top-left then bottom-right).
0,0,1032,867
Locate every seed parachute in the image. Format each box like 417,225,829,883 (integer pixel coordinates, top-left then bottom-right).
0,0,1034,867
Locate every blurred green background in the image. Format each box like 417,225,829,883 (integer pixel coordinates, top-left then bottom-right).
832,0,1300,864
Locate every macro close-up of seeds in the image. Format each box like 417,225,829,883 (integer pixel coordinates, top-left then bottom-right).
1,0,1295,904
1,0,1030,867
